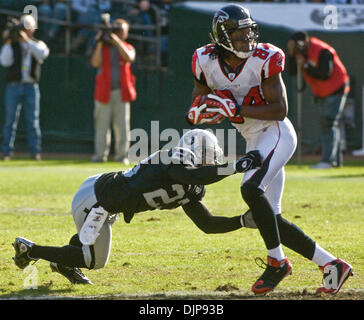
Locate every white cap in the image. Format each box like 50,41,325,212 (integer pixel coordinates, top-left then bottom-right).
21,15,37,30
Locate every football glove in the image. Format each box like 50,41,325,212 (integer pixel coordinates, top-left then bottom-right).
233,150,262,173
123,212,134,224
205,92,244,123
186,95,225,125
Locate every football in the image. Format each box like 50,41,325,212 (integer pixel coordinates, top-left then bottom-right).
187,94,226,125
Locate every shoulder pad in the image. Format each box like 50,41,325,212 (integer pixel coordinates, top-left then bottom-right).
192,44,217,81
255,43,285,79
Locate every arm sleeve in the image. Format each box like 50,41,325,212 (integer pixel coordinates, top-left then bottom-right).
0,44,14,67
27,39,50,62
182,201,242,234
168,164,234,186
262,50,285,80
192,49,208,86
304,49,333,80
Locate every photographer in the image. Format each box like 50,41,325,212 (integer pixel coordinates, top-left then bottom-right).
287,31,350,169
0,15,49,161
90,17,136,163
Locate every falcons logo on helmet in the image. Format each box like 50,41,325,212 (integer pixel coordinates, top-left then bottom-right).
214,10,229,23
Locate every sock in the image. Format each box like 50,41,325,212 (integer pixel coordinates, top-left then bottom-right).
29,244,87,268
311,243,336,267
268,245,286,261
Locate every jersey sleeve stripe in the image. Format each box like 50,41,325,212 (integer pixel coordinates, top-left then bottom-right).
192,50,198,79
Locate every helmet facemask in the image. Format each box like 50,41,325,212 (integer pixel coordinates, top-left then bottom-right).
177,129,224,167
214,24,258,59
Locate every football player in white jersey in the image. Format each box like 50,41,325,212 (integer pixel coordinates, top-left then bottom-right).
187,4,353,295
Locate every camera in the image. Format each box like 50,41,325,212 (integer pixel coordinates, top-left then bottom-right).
5,17,24,42
294,40,307,54
99,13,122,45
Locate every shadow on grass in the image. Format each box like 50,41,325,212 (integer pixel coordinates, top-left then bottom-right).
0,159,93,167
324,173,364,179
0,159,134,168
0,284,75,300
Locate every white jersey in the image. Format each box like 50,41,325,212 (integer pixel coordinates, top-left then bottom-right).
192,43,285,139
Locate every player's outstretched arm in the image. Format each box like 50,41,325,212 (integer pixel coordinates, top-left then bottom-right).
182,201,242,234
168,150,262,186
168,163,232,186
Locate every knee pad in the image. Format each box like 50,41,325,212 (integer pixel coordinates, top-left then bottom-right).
82,244,109,270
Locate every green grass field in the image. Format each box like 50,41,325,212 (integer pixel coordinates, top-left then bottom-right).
0,157,363,300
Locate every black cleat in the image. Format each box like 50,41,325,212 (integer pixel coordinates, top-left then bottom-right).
50,262,93,285
252,256,292,295
12,237,38,269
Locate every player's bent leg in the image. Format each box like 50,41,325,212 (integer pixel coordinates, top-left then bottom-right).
241,182,280,250
241,183,292,295
12,237,86,268
12,236,92,284
276,215,316,260
49,233,92,285
48,219,112,285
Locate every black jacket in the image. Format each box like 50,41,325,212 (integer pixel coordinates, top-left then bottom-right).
5,40,42,83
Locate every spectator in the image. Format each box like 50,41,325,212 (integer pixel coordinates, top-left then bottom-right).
128,0,155,39
90,18,136,164
71,0,111,56
127,0,156,62
151,0,174,67
47,1,69,40
0,15,50,161
287,31,350,169
37,0,53,40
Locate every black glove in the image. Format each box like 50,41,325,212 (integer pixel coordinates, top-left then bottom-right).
123,211,135,224
233,150,262,173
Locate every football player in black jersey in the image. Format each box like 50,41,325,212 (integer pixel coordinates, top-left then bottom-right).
12,129,261,284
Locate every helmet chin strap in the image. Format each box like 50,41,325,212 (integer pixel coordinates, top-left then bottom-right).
219,42,252,59
210,30,255,59
219,24,254,59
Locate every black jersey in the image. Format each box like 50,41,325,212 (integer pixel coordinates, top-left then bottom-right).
94,150,209,214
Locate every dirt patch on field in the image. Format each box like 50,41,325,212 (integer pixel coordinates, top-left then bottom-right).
2,289,363,300
77,289,364,300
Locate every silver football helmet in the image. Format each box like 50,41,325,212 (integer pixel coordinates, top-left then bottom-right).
172,129,224,166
